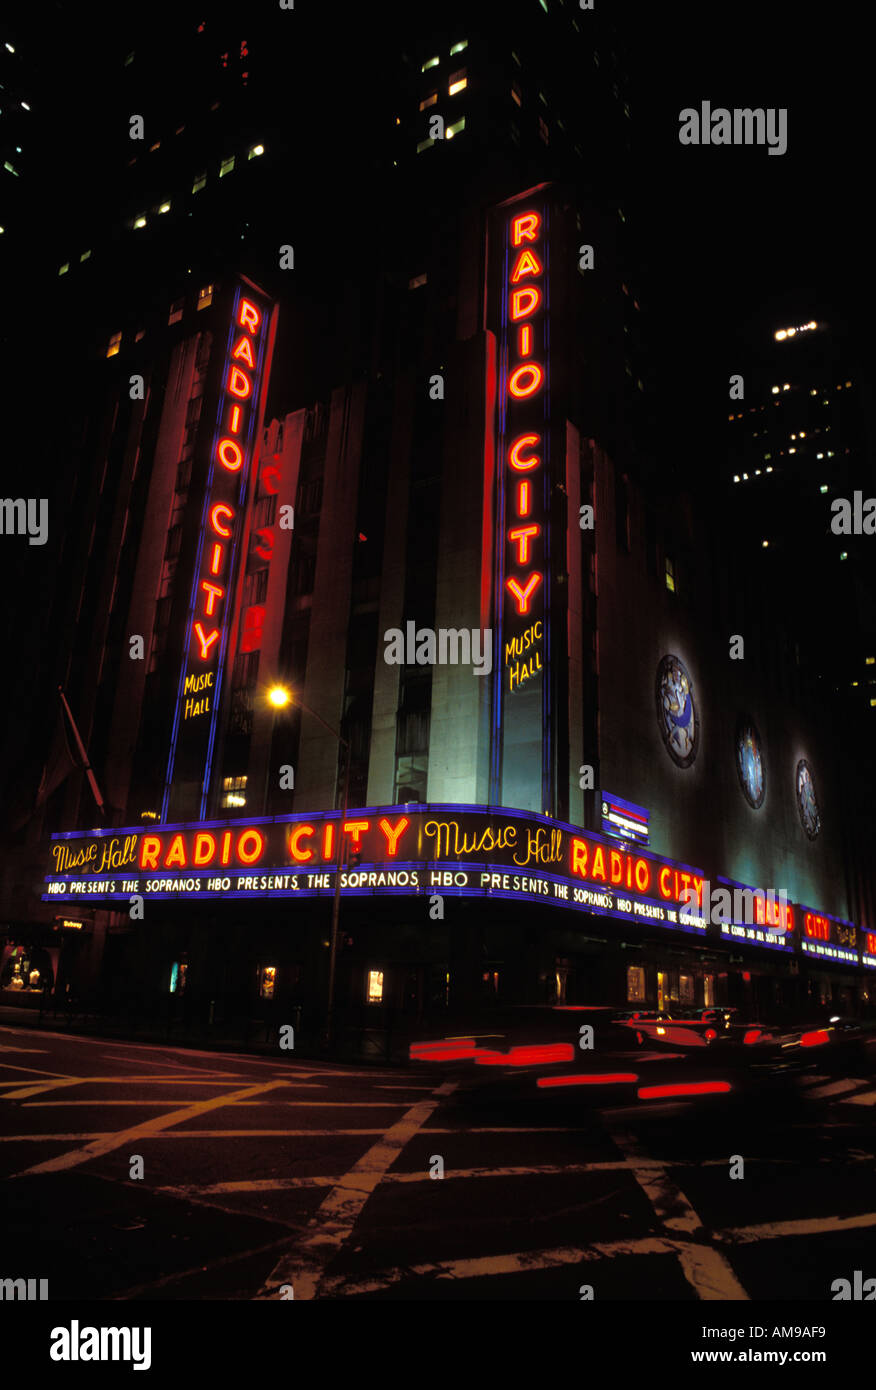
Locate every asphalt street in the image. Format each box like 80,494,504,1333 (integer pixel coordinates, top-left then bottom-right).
1,1021,875,1300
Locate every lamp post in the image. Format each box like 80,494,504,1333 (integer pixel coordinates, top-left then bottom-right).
268,686,349,1051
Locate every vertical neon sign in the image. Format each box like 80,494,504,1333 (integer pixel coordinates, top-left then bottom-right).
492,199,550,814
161,284,274,822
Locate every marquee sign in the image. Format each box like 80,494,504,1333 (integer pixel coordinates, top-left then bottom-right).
491,192,551,813
162,281,277,822
799,905,859,966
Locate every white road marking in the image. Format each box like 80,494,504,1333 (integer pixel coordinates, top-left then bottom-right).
23,1098,411,1108
0,1044,48,1053
717,1210,876,1244
605,1122,749,1300
254,1082,457,1300
10,1080,290,1177
804,1079,869,1099
842,1090,876,1106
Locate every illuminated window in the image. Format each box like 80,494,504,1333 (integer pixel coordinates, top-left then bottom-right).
511,81,522,105
248,143,264,158
482,970,499,994
221,775,247,809
449,75,467,95
168,298,184,325
450,39,468,54
416,135,435,153
840,552,848,561
219,155,235,177
703,974,715,1007
124,51,134,65
419,91,437,110
448,68,467,93
133,215,146,229
149,140,160,152
512,49,522,65
192,170,207,192
197,284,213,309
259,966,277,1000
421,55,439,72
4,160,19,175
664,556,675,593
79,249,91,261
408,272,427,289
135,329,145,342
871,699,876,707
169,961,187,994
106,331,122,358
158,200,171,214
771,385,779,394
819,485,828,493
627,965,646,1003
446,117,465,139
680,974,695,1004
58,262,69,276
367,969,384,1003
866,657,875,665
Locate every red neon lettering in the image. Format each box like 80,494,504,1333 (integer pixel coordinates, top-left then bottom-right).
634,859,650,893
571,838,588,877
658,866,671,898
322,823,334,860
217,438,243,471
591,846,606,882
200,580,225,617
611,851,624,886
378,816,409,857
510,286,542,321
254,527,274,560
511,211,541,246
343,819,370,850
508,362,543,398
209,543,224,575
220,831,232,866
261,463,281,494
508,433,541,471
238,298,261,333
505,572,542,614
867,933,876,955
508,524,540,564
229,403,242,433
518,324,531,357
231,335,255,368
193,622,220,659
289,825,315,864
517,480,530,516
140,836,161,870
238,829,264,864
510,248,543,282
210,503,234,537
193,833,217,866
165,834,186,869
227,365,252,399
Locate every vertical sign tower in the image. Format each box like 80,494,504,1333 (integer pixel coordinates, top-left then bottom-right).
162,280,277,823
490,191,552,814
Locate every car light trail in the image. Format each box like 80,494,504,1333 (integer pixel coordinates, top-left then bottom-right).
637,1081,732,1099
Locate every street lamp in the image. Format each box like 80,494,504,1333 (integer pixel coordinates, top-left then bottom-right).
268,684,349,1051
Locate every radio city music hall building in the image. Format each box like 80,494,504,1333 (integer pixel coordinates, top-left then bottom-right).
22,182,875,1037
4,6,874,1032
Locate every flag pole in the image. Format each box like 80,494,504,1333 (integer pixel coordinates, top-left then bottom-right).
57,685,106,817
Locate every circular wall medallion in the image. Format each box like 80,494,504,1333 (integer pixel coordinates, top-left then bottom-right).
655,655,699,768
796,758,821,839
735,717,765,809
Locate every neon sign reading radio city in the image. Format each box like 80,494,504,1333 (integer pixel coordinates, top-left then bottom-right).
189,296,265,686
503,208,546,693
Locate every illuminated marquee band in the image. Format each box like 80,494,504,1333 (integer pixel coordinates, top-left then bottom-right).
42,805,869,967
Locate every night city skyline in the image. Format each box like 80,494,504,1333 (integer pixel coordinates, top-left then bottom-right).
1,0,875,1355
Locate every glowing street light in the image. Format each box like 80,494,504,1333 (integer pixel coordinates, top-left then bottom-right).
268,684,290,708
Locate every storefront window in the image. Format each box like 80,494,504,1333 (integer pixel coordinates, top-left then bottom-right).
169,961,187,994
367,969,384,1003
259,966,277,1000
482,970,499,995
1,946,54,994
680,973,695,1004
627,965,646,1003
703,974,715,1007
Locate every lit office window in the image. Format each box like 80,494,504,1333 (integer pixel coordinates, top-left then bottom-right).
367,970,384,1003
58,262,70,276
446,117,465,139
197,284,213,309
419,91,437,110
538,115,549,143
511,81,522,105
158,200,171,214
866,657,875,666
664,556,675,593
408,272,427,289
106,331,122,358
416,135,435,153
168,298,184,325
421,55,439,72
149,140,160,152
219,155,235,177
3,160,19,175
248,143,264,158
819,485,828,494
133,214,146,228
448,69,467,94
192,170,207,192
450,39,468,54
221,775,247,808
79,249,91,261
259,966,277,999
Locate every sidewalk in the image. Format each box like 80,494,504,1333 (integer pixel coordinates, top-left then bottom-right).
0,1002,412,1066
